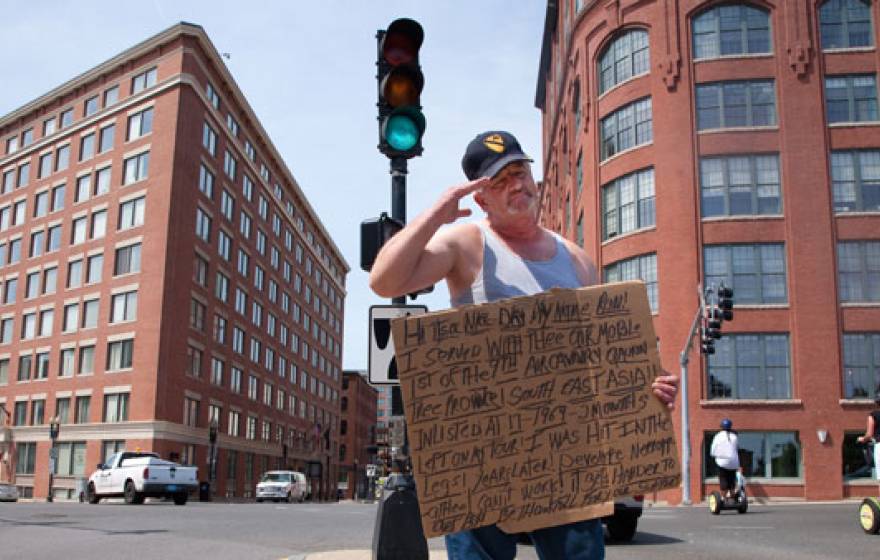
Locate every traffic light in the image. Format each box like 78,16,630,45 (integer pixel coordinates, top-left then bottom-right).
376,18,425,159
360,212,403,272
718,284,734,321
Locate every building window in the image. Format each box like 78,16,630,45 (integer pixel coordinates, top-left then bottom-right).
600,97,652,160
107,339,134,371
602,167,655,240
91,210,107,239
704,243,786,304
203,122,217,156
127,107,153,141
707,334,791,399
56,145,70,171
86,254,103,283
184,397,200,427
603,253,658,312
196,208,212,242
215,272,230,302
55,397,70,423
15,442,36,474
59,348,75,377
75,395,90,422
703,431,800,479
842,333,880,399
598,28,649,94
227,114,239,136
131,67,157,94
103,392,130,422
831,150,880,212
118,196,145,230
228,411,240,436
59,108,74,129
692,4,771,60
838,240,880,302
825,74,878,124
31,399,45,424
103,86,119,107
13,401,27,425
224,150,237,180
80,133,95,161
700,154,781,217
55,442,87,476
206,81,220,109
199,164,215,199
102,440,126,463
218,230,232,261
99,124,115,153
190,299,206,331
39,152,53,179
696,80,776,130
84,96,99,117
211,358,224,386
220,189,235,221
95,167,111,196
820,0,874,50
78,345,95,375
114,243,142,275
123,152,149,184
110,290,138,323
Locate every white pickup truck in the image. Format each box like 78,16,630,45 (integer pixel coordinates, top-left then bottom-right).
86,451,198,505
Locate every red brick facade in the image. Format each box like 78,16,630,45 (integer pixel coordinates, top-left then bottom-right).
338,370,378,499
0,23,348,501
537,1,880,503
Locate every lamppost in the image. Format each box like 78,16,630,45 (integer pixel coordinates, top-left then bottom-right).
47,416,60,502
208,418,218,487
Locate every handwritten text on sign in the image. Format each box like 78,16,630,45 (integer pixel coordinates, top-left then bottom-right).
391,282,681,538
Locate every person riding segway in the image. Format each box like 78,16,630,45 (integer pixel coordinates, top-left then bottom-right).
708,418,747,514
856,393,880,534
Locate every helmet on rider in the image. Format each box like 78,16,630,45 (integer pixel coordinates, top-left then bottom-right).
720,418,733,431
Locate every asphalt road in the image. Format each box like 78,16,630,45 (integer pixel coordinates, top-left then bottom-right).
0,499,877,559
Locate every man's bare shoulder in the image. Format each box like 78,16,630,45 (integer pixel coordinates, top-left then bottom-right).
433,222,482,251
557,234,598,286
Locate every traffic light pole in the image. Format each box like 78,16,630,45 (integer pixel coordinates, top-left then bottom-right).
390,157,407,306
678,287,706,506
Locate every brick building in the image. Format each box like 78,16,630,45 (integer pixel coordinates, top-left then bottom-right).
0,22,348,500
338,370,378,499
536,0,879,502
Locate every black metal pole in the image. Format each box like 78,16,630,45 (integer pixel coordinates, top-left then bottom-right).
390,157,407,306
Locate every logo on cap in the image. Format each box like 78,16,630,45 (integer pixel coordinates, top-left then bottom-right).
483,134,505,154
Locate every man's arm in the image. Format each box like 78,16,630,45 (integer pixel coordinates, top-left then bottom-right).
369,178,488,298
858,415,876,443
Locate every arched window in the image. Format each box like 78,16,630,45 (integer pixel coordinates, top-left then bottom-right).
598,29,650,94
572,80,581,132
692,4,771,60
819,0,873,49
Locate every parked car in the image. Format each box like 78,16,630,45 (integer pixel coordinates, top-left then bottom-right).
603,495,644,542
86,451,198,505
256,470,308,503
0,483,18,502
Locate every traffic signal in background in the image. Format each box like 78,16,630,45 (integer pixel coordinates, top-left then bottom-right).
376,18,425,159
360,212,403,272
700,283,734,355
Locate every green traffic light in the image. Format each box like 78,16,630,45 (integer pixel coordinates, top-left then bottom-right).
385,115,419,150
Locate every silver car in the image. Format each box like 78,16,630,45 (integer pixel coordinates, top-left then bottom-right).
0,483,19,502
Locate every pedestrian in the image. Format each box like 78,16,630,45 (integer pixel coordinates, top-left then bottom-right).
369,130,679,560
856,392,880,495
710,418,739,501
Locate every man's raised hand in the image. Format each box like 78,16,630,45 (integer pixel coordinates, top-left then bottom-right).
433,177,489,225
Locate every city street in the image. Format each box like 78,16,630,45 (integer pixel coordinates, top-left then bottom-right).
0,499,877,559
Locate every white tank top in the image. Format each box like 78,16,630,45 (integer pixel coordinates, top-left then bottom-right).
451,223,582,307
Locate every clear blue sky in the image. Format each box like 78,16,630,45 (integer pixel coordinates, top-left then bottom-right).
0,0,547,371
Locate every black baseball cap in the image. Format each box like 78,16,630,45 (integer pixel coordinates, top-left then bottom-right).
461,131,533,181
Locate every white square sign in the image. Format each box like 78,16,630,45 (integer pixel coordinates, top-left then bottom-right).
368,304,427,384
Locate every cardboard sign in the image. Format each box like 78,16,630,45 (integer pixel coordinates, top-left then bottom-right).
390,282,680,538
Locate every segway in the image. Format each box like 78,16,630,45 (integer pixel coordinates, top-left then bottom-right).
856,441,879,534
860,497,880,534
709,472,748,514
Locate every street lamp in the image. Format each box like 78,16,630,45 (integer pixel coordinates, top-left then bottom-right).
208,418,218,486
47,416,60,502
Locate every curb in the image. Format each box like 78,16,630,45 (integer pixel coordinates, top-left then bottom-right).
294,551,448,560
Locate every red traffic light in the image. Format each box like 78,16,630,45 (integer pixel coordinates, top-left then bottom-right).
381,18,424,66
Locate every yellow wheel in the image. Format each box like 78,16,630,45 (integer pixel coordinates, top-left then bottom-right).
708,491,721,515
860,498,880,534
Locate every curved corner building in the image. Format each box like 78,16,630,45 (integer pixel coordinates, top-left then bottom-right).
536,0,880,503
